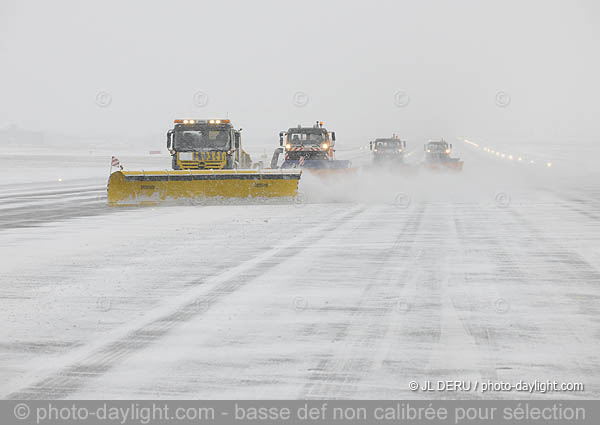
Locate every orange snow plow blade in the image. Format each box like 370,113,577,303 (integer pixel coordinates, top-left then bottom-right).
424,161,464,171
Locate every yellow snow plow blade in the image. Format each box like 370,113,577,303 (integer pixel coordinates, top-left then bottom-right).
107,169,301,206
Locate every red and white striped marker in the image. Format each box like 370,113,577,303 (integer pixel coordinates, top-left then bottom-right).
110,156,123,173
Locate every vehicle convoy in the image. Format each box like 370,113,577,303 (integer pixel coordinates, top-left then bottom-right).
107,119,301,206
270,121,351,172
423,139,463,171
369,136,407,164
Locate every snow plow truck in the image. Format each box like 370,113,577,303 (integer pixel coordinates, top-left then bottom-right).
370,136,407,164
107,119,301,206
423,139,463,171
270,121,352,174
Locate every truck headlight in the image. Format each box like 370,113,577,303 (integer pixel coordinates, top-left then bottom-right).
179,152,195,161
321,143,328,150
285,144,291,150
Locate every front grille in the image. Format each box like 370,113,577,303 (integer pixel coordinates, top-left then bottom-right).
178,151,228,169
179,160,226,170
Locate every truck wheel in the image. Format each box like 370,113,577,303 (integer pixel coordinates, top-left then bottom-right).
171,156,180,170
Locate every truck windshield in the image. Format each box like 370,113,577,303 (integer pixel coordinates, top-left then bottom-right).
376,141,401,149
175,129,230,150
427,144,447,152
288,132,325,144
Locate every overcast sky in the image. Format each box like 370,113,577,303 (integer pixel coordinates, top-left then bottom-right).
1,0,599,147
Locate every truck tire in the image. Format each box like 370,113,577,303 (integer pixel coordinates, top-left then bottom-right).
171,155,180,170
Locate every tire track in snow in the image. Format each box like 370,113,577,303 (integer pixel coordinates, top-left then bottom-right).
301,203,426,398
7,204,368,399
500,207,600,396
450,205,530,386
453,203,599,398
124,204,397,399
379,203,485,399
505,208,600,297
0,186,109,230
0,186,106,202
386,203,498,400
540,186,600,222
0,201,110,230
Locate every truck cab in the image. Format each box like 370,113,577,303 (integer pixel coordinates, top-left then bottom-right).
370,136,407,163
423,139,463,171
279,121,336,164
270,121,351,170
424,140,453,163
167,119,248,170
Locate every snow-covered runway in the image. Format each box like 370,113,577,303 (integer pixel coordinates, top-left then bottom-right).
1,144,599,399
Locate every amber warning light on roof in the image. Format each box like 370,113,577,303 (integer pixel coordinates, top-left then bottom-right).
173,119,231,124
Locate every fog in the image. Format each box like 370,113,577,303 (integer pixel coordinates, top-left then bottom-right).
3,1,600,402
2,0,599,152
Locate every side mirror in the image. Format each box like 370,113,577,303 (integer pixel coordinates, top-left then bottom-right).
403,141,406,148
167,130,173,150
331,132,336,141
450,144,453,149
234,133,241,149
369,141,373,151
279,133,284,146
